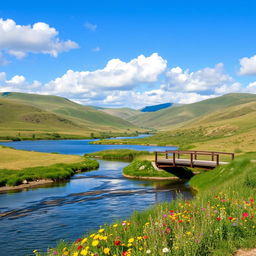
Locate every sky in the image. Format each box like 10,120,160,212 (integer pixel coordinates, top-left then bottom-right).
0,0,256,108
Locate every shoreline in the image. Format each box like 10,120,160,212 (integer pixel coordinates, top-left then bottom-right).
0,179,54,193
123,173,183,181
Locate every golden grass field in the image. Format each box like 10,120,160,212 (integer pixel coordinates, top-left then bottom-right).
0,146,82,170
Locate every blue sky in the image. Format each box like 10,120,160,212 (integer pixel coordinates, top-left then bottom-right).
0,0,256,108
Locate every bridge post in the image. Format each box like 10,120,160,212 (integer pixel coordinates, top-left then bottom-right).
190,153,194,168
165,151,168,159
173,152,176,167
216,154,219,166
155,152,158,163
211,152,214,161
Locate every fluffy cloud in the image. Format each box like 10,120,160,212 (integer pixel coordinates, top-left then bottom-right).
165,63,234,93
239,55,256,75
0,18,78,58
0,72,41,92
43,53,167,94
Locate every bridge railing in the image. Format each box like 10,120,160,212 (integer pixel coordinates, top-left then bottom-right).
155,150,235,168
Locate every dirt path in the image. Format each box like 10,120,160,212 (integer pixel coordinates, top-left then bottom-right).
235,249,256,256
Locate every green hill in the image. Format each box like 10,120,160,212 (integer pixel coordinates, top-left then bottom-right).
0,92,139,140
128,93,256,129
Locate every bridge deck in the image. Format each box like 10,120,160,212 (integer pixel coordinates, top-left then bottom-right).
155,150,234,170
156,158,228,169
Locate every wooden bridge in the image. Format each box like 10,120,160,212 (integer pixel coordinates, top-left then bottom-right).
155,150,235,170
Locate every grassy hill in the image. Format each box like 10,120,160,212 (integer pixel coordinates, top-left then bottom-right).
93,93,256,153
128,93,256,130
0,92,140,140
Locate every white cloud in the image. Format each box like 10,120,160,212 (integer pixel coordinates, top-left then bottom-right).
239,55,256,75
0,18,78,58
84,22,97,31
43,53,167,94
165,63,233,93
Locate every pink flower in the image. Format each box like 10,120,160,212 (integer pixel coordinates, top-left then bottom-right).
242,212,249,217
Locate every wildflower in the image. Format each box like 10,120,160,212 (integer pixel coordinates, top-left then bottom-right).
143,235,149,239
146,249,151,254
76,238,82,243
98,228,105,233
81,249,88,256
77,245,83,251
228,217,233,221
63,251,69,256
242,212,249,217
33,250,37,254
162,247,170,253
113,224,118,228
72,252,79,256
114,240,121,246
128,238,134,243
81,238,88,244
92,240,99,247
103,248,110,255
186,231,192,236
216,217,221,221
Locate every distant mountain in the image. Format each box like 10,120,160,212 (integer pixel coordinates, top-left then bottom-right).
0,92,139,139
141,103,173,112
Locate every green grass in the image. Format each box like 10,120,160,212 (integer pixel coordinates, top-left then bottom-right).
123,160,175,178
35,156,256,256
85,149,152,161
0,158,99,187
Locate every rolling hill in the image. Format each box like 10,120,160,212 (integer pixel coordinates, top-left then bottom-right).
127,93,256,130
0,92,140,140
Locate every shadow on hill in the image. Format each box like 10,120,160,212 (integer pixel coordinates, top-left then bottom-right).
162,167,194,179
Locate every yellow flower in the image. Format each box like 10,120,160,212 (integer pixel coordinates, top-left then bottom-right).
128,238,134,243
93,234,100,240
72,252,79,256
81,238,88,244
63,251,69,256
90,233,95,238
80,249,88,256
186,232,192,236
63,247,68,252
127,243,132,247
102,236,108,241
145,222,149,226
98,228,105,233
103,248,110,255
113,224,118,228
33,250,37,254
92,240,99,247
139,247,143,251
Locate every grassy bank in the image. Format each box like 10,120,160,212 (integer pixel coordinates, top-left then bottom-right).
0,159,99,187
85,149,152,161
0,146,99,187
123,160,176,178
35,156,256,256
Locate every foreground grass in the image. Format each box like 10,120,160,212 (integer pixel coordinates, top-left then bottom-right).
35,156,256,256
85,149,152,161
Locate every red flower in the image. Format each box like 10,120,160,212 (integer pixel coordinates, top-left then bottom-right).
242,212,249,217
77,245,83,251
165,227,171,234
143,235,149,239
228,217,233,221
114,240,121,246
122,251,128,256
178,220,183,223
216,217,221,221
75,238,82,244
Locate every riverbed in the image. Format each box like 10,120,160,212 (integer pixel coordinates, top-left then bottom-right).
0,136,194,256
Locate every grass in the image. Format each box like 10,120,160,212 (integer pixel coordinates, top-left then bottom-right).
0,146,99,187
0,159,99,187
85,149,152,161
123,160,175,178
0,146,82,170
35,156,256,256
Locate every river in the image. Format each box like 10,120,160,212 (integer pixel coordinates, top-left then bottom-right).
0,136,194,256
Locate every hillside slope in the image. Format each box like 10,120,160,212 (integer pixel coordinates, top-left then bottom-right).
100,107,141,120
128,93,256,129
0,92,139,139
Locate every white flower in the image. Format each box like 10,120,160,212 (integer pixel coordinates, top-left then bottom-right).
162,247,170,253
146,249,151,254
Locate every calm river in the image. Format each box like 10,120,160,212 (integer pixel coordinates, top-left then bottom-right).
0,136,194,256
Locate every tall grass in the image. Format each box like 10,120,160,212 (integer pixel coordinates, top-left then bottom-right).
0,158,99,186
35,157,256,256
